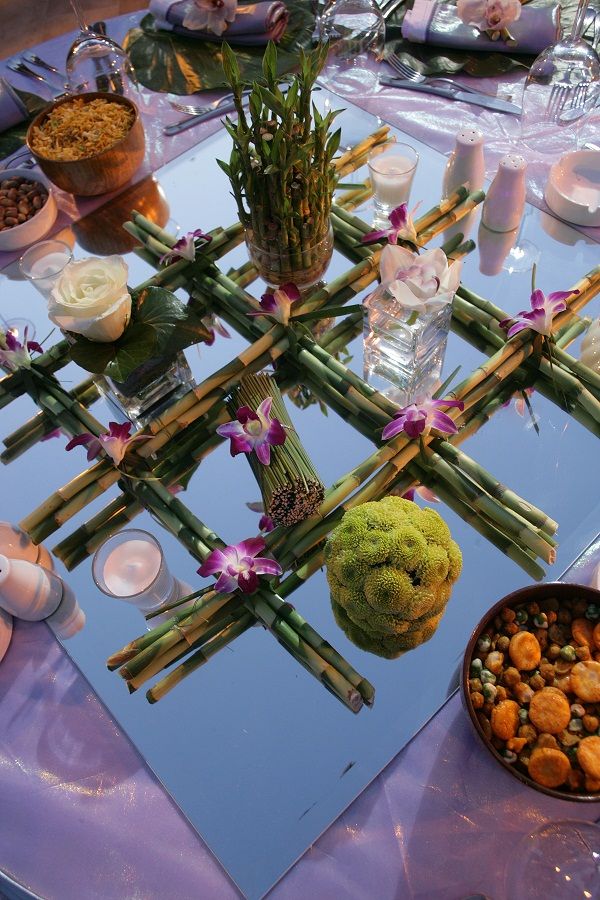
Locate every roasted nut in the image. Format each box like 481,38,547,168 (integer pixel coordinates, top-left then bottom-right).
491,699,520,740
509,631,541,670
577,736,600,779
571,661,600,702
528,747,571,788
529,687,571,734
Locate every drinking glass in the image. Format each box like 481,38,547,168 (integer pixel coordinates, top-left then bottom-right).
505,821,600,899
521,0,600,151
368,141,418,227
18,239,73,298
92,529,192,618
318,0,385,95
66,0,138,98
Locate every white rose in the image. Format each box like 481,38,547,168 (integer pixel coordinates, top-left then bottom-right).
48,256,132,343
379,245,462,315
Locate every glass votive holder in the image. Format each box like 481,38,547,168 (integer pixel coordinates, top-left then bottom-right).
18,240,73,299
368,142,419,228
92,529,191,620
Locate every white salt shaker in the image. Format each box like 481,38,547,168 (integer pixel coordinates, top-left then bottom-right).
442,128,485,198
0,555,85,639
482,154,527,232
0,521,54,570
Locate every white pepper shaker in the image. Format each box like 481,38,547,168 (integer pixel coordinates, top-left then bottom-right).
482,154,527,233
442,128,485,198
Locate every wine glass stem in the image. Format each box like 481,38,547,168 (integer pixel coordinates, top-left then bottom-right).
69,0,89,33
569,0,589,40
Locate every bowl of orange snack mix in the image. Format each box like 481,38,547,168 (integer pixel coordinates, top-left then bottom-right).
462,582,600,800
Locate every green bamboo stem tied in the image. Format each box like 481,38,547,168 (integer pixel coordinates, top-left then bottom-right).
229,373,324,527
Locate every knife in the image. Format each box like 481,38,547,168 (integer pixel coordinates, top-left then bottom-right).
379,77,521,115
164,100,241,136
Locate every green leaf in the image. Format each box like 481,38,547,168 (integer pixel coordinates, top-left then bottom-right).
124,2,315,94
69,286,211,381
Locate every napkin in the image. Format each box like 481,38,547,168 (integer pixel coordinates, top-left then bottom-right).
149,0,290,45
0,78,28,134
402,0,561,55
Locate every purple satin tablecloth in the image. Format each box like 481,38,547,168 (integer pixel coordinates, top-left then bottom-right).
1,15,600,898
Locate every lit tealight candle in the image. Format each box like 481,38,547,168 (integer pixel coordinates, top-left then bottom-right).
102,538,162,598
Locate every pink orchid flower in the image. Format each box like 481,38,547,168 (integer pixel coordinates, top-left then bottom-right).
217,398,286,465
183,0,237,36
202,313,231,346
198,537,282,595
457,0,521,33
382,396,465,441
362,203,419,247
247,282,301,327
246,501,275,533
0,328,43,372
159,229,212,265
500,288,574,338
401,484,440,503
65,421,147,466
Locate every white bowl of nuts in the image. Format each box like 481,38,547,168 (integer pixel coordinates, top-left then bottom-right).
0,168,57,252
462,581,600,801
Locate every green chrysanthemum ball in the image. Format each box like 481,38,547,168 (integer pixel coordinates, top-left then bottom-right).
325,497,462,658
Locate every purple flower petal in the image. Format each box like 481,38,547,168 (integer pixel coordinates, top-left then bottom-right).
254,440,272,465
26,340,43,355
361,228,388,244
237,569,259,594
381,418,406,441
236,537,266,559
198,547,231,577
389,204,409,229
237,405,259,425
257,397,273,421
258,514,274,533
65,433,94,452
403,416,427,439
279,282,301,302
213,572,240,594
266,418,286,446
41,427,61,442
252,557,283,577
429,410,459,434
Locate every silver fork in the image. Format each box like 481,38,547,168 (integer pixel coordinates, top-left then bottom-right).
22,53,66,82
168,88,251,116
546,81,589,124
387,51,481,95
7,60,49,87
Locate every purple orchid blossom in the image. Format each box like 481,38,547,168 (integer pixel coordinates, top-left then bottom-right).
382,396,465,441
401,484,439,503
500,288,574,338
198,537,282,595
247,282,301,327
201,313,231,346
246,501,275,533
361,203,419,247
159,229,212,266
216,397,286,465
41,428,62,442
0,328,43,372
65,421,147,466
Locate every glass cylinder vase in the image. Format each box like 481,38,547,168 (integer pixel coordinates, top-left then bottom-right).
95,350,193,427
363,283,453,406
245,223,334,292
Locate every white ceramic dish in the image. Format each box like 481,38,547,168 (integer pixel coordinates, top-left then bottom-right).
545,150,600,228
0,168,57,252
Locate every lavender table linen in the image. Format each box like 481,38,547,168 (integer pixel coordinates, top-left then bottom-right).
149,0,289,45
1,541,599,900
2,15,600,898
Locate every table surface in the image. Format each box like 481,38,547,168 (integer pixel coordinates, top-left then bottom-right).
1,12,600,900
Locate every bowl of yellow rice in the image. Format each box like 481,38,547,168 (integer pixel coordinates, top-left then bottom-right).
26,93,145,197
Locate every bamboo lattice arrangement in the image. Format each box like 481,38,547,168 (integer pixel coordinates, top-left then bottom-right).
3,124,600,711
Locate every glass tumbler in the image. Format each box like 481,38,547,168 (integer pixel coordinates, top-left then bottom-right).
19,240,73,299
318,0,385,95
368,142,419,228
93,529,191,618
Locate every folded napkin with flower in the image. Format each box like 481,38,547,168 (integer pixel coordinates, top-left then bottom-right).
402,0,561,55
149,0,289,45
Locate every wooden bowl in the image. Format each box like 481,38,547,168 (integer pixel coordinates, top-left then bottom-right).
26,92,145,197
461,581,600,802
